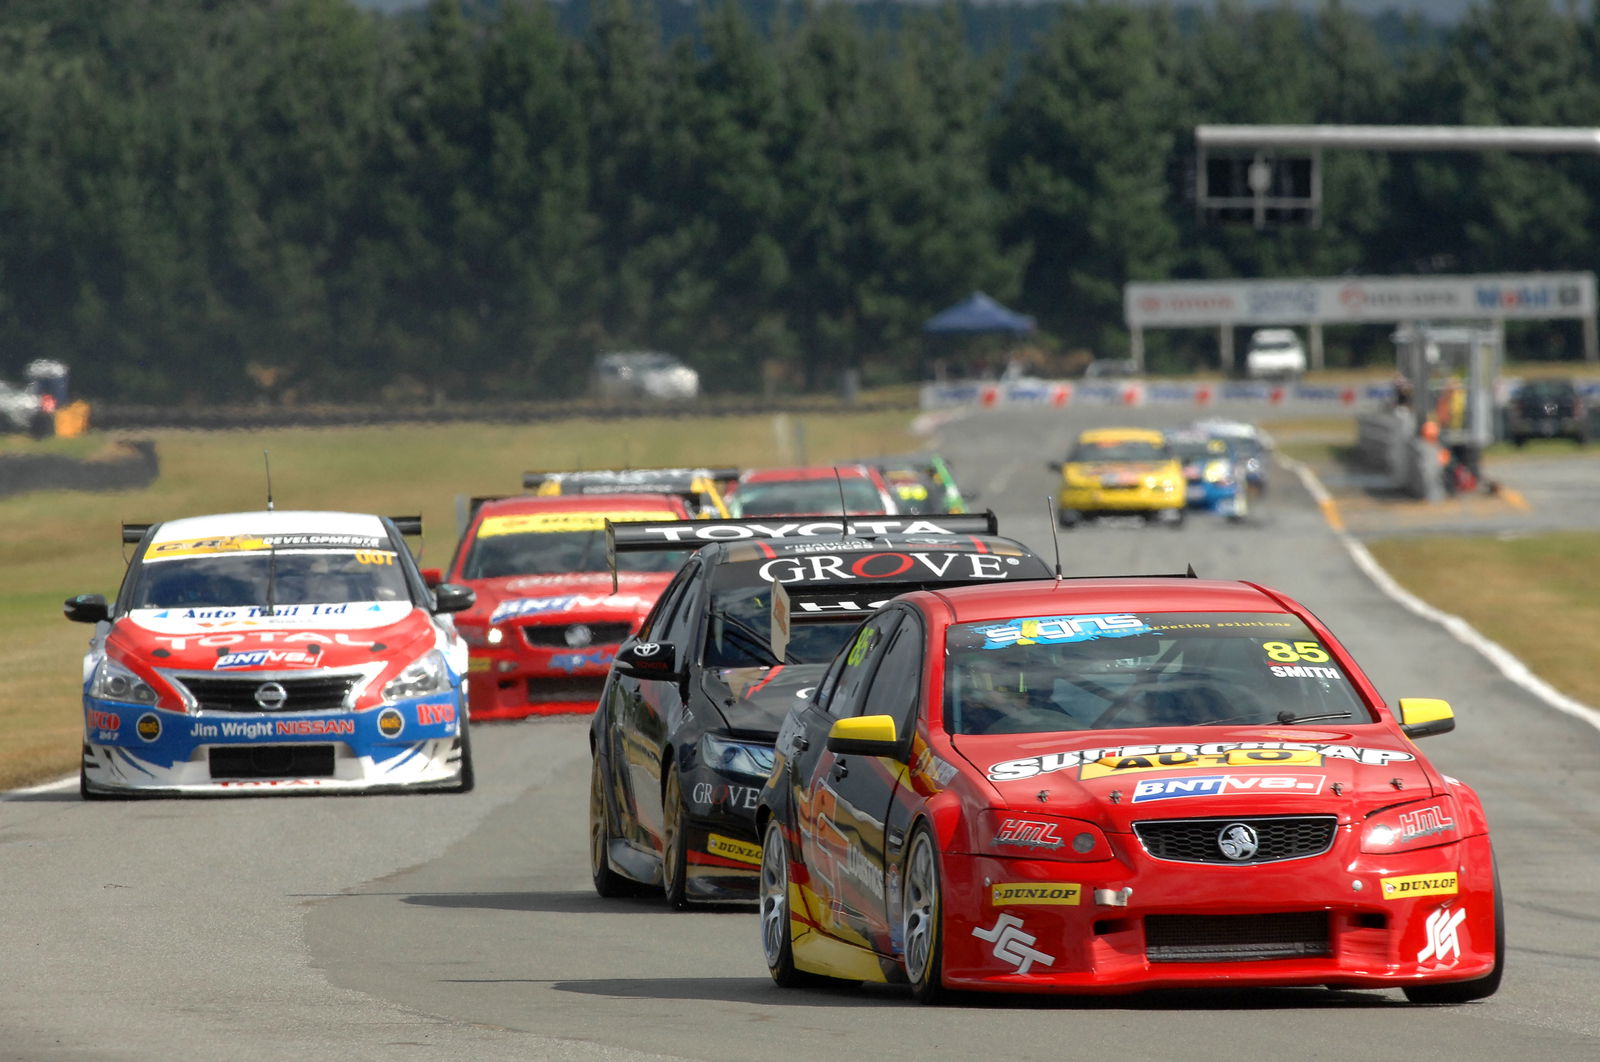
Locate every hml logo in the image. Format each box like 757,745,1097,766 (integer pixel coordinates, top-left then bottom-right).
994,819,1064,850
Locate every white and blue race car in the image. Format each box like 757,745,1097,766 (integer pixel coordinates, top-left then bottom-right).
64,510,477,797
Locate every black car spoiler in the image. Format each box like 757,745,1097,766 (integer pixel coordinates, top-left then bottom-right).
603,511,999,592
607,511,997,552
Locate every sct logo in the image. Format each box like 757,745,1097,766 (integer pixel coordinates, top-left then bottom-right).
971,914,1055,975
1131,774,1325,803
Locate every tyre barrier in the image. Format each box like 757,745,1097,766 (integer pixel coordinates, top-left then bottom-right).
920,379,1393,410
0,439,158,499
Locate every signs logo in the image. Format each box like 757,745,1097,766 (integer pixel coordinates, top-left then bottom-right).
991,883,1081,907
1217,823,1260,861
1399,804,1456,843
988,741,1414,782
1131,773,1325,803
1381,873,1459,900
1417,905,1467,964
972,914,1055,974
253,682,289,710
993,819,1066,850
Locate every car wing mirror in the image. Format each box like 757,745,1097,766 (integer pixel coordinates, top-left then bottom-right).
826,714,902,758
1048,461,1063,472
615,641,682,681
1397,697,1455,739
64,593,109,624
432,583,475,614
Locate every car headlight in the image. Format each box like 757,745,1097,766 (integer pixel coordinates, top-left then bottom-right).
90,657,160,706
1203,460,1230,483
382,650,453,702
975,810,1114,862
700,733,776,780
1360,797,1461,854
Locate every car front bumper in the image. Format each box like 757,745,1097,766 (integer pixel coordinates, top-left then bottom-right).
81,696,467,795
934,833,1496,993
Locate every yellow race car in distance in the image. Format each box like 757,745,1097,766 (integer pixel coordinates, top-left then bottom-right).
1050,427,1185,528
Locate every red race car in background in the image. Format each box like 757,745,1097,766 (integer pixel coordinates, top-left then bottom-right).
441,493,691,719
726,464,899,517
758,575,1500,1004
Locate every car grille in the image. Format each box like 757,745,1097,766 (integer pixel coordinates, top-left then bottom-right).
1145,912,1331,963
175,674,362,713
1133,815,1336,865
520,622,632,648
209,745,337,779
526,677,607,703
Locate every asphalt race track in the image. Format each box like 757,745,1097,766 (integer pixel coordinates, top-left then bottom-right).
5,403,1600,1061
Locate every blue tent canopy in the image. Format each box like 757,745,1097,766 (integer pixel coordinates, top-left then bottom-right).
922,292,1034,335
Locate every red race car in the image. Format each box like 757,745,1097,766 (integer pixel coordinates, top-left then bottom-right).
442,493,690,719
726,465,899,517
758,575,1500,1003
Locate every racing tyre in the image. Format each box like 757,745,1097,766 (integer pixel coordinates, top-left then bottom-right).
447,726,475,793
1056,508,1079,529
661,766,690,910
79,765,121,801
760,817,831,988
590,754,644,898
1403,861,1504,1004
903,824,946,1004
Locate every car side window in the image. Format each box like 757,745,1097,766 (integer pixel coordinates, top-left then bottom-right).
657,568,705,649
826,612,902,718
637,561,697,643
861,616,924,733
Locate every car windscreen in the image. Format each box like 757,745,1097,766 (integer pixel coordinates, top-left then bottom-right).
731,477,882,516
1069,440,1168,463
464,511,685,578
943,611,1371,735
131,549,411,608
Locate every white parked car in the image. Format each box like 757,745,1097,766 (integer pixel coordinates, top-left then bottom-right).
592,351,700,401
1245,328,1307,380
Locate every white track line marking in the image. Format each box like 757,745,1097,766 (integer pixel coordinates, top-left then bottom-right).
1283,455,1600,733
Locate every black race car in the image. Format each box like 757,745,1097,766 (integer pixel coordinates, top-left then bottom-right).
588,513,1053,908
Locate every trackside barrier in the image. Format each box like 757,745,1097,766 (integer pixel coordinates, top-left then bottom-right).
919,379,1393,410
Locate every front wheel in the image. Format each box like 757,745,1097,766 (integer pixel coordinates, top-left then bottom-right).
447,726,475,793
661,766,690,910
590,754,643,898
1403,861,1504,1004
903,824,946,1004
760,817,831,988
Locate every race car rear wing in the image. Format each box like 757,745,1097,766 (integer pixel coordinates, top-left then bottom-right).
607,511,998,552
119,517,422,544
522,467,739,518
603,511,1000,593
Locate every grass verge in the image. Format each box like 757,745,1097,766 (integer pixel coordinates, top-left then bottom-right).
1365,531,1600,709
